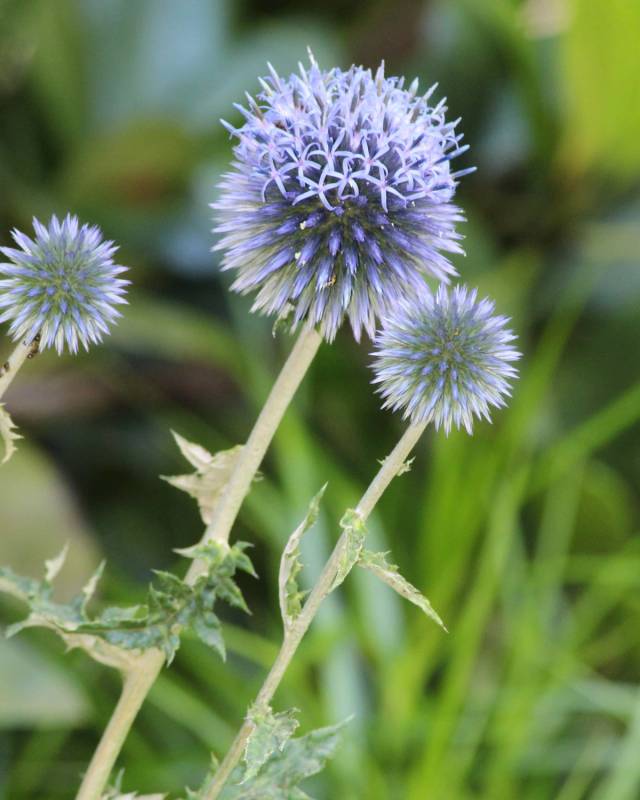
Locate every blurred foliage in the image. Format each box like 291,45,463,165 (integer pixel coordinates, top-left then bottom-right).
0,0,639,798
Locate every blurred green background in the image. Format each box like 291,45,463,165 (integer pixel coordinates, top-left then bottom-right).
1,0,640,798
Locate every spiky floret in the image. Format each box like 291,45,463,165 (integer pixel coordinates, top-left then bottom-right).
0,214,129,354
214,54,472,341
372,285,520,434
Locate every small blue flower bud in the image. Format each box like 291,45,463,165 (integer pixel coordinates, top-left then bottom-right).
0,214,129,354
372,285,520,434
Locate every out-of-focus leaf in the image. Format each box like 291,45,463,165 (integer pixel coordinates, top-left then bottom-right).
358,550,447,632
279,485,326,630
242,706,299,783
562,0,640,178
109,292,239,374
162,432,245,525
61,120,194,208
0,442,101,598
0,636,89,728
27,0,85,146
331,509,366,591
0,403,20,464
81,0,342,132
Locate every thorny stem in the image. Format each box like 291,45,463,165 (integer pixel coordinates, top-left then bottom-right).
0,335,40,402
203,422,427,799
75,323,322,800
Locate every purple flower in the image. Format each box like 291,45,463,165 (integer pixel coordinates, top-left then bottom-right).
214,54,472,341
0,214,129,354
372,285,520,434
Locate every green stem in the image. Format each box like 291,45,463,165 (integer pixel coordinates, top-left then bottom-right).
0,336,39,402
76,652,160,800
186,322,323,582
203,422,427,799
74,323,322,800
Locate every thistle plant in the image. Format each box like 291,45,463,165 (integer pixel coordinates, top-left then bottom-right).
201,286,519,798
0,214,129,462
0,58,519,800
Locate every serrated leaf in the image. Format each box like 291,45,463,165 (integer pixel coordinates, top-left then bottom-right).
242,706,300,782
192,609,225,660
218,720,348,800
331,509,366,591
162,432,245,524
0,539,256,672
279,485,327,630
358,549,447,631
0,403,21,465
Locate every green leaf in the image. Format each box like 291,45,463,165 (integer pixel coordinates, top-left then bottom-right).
242,706,300,782
0,540,256,671
358,550,447,632
162,432,246,525
279,485,327,630
331,509,366,591
0,637,90,729
192,610,225,659
218,720,348,800
0,403,20,465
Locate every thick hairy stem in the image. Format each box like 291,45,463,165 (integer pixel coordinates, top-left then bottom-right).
74,324,322,800
204,422,427,799
0,335,39,401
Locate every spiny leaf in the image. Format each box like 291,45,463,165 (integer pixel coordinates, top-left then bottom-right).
279,485,327,630
331,509,366,591
0,540,256,671
81,561,106,614
44,543,69,583
218,720,349,799
358,549,447,631
242,706,300,782
0,403,20,465
162,432,247,524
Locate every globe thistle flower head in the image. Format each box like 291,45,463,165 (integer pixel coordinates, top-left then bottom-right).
214,53,473,341
372,285,520,434
0,214,129,354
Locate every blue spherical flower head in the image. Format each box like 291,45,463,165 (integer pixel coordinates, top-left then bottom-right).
214,54,472,341
372,285,520,434
0,214,129,354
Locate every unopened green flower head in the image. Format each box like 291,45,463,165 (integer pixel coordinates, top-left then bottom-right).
0,214,129,354
372,285,520,434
